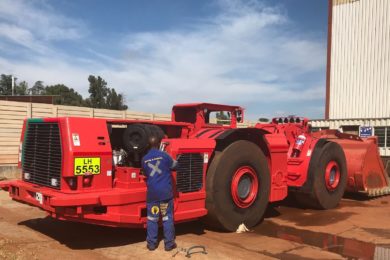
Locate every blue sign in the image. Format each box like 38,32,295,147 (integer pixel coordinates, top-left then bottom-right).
359,126,373,137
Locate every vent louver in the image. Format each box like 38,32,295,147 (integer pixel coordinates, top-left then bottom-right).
176,153,204,193
22,122,62,189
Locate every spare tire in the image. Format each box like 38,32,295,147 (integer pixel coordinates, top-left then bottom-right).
122,124,152,153
147,124,165,141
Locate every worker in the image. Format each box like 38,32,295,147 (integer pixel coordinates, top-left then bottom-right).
141,135,177,251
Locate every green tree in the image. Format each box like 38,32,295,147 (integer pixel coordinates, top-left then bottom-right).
44,84,84,106
106,88,128,110
29,81,45,95
0,74,13,95
87,75,108,108
15,81,28,95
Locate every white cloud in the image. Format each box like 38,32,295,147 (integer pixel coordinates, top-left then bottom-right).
0,0,327,119
0,0,84,42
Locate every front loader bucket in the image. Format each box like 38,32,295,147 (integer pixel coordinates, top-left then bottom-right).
332,136,390,196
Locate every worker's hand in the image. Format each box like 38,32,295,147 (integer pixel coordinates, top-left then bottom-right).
171,160,178,171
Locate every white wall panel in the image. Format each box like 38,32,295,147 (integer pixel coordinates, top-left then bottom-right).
329,0,390,119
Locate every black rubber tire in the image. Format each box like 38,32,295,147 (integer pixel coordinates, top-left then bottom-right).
204,140,270,231
294,142,347,209
146,125,165,141
122,124,152,153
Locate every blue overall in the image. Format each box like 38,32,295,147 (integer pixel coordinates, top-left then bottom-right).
142,148,176,248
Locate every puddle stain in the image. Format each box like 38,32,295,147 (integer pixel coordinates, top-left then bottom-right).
277,210,355,227
254,221,390,260
362,228,390,239
265,205,356,227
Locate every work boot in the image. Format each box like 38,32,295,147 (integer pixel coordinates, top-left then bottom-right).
165,242,177,252
147,243,157,251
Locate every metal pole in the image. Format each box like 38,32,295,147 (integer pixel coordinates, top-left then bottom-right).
11,76,14,96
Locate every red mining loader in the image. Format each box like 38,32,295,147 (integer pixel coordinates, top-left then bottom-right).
0,103,389,231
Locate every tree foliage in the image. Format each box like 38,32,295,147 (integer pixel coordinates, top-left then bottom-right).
15,81,28,95
106,88,128,110
0,74,13,95
29,81,45,95
0,74,28,95
44,84,85,106
87,75,127,110
0,73,128,110
87,75,108,108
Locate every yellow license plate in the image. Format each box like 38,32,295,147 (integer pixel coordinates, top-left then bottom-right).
74,157,101,176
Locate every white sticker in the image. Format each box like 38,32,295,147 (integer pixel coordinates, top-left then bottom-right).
306,149,312,157
204,153,209,163
72,133,80,146
35,192,43,205
107,170,112,176
131,172,137,179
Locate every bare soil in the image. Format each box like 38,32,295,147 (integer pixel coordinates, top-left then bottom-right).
1,190,389,259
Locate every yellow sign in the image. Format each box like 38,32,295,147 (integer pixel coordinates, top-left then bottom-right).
74,157,101,176
151,206,159,215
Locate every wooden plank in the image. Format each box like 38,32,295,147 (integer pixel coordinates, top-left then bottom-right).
94,108,123,114
0,105,28,112
31,103,54,109
94,112,123,117
58,109,91,114
0,141,20,146
0,124,23,129
0,156,18,162
0,135,20,142
32,107,54,113
0,145,18,150
57,105,91,112
0,118,23,127
0,154,19,159
0,100,29,107
57,113,91,118
154,114,171,121
32,113,54,118
0,149,18,155
0,128,22,133
0,158,18,164
94,113,123,119
0,134,21,139
0,110,27,116
0,114,27,120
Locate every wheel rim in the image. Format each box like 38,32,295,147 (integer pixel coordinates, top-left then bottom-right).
231,166,259,208
325,161,340,191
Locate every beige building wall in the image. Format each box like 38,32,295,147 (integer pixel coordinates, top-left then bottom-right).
327,0,390,119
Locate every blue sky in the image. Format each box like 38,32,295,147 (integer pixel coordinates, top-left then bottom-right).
0,0,328,119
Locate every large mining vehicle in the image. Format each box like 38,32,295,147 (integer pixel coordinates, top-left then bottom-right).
1,103,389,231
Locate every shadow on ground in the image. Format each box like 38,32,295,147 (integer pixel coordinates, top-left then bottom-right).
19,216,206,250
16,193,382,251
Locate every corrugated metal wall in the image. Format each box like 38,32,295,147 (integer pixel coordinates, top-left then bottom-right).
328,0,390,119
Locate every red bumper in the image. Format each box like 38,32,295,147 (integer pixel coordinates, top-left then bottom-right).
0,180,207,228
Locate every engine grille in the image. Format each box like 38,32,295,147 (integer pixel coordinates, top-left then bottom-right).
22,122,62,189
176,153,204,193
